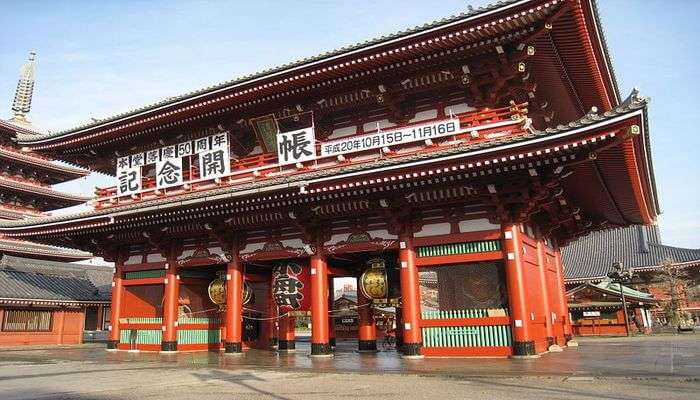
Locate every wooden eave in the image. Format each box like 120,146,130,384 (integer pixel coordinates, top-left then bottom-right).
0,148,89,183
0,178,91,209
0,93,656,248
17,0,619,160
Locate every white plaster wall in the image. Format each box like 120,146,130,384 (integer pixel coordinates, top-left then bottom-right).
458,218,499,233
414,223,452,238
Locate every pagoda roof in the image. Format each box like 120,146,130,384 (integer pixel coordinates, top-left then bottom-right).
0,176,91,208
15,0,620,154
0,90,657,245
0,255,110,305
0,237,92,261
0,147,89,182
563,224,700,283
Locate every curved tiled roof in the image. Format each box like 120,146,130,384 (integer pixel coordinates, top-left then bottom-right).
0,89,649,231
0,255,111,302
0,176,91,203
562,225,700,282
0,147,89,177
0,237,92,260
15,0,584,143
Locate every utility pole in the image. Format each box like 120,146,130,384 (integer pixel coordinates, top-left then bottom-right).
608,262,635,337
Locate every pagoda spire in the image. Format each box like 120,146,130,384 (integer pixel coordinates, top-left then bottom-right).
10,51,37,125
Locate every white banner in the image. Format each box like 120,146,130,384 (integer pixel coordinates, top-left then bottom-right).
117,166,142,196
116,132,228,174
320,119,459,158
199,148,231,180
277,127,316,166
155,157,184,189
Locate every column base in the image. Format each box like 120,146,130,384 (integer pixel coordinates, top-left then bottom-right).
310,343,333,357
224,341,243,355
160,341,178,353
358,339,377,352
278,340,296,351
548,344,564,352
512,340,538,357
106,340,119,350
269,338,279,349
566,340,579,347
400,342,423,358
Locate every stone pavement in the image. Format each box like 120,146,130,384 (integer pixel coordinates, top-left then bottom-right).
0,334,697,400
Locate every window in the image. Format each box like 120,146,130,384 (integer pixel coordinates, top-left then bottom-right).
2,309,52,332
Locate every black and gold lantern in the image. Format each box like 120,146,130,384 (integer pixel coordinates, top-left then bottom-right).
208,276,254,309
359,258,400,300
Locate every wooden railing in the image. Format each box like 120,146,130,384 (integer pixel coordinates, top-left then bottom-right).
94,103,529,208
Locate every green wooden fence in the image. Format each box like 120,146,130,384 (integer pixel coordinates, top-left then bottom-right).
421,309,511,348
177,329,221,345
124,270,165,280
123,317,163,324
120,329,162,345
416,240,501,258
178,317,221,324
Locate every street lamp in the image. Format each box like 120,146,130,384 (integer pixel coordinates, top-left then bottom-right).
607,262,635,337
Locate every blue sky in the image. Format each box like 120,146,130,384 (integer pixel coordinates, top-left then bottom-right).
0,1,698,248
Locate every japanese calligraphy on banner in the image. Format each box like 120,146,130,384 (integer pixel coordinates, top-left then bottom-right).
155,158,183,189
272,261,311,312
199,147,231,179
116,132,228,174
277,127,316,166
320,118,460,157
117,166,142,196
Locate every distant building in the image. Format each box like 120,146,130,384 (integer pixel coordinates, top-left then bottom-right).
0,52,109,346
563,225,700,332
0,255,111,345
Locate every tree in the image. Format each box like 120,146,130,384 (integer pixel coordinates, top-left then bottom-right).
659,257,689,329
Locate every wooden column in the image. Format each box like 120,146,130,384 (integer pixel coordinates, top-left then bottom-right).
553,244,573,342
266,291,278,349
535,234,555,349
502,223,537,356
278,315,296,351
224,244,244,354
161,246,180,353
107,253,124,350
357,277,377,352
328,277,336,348
310,250,331,356
398,232,423,357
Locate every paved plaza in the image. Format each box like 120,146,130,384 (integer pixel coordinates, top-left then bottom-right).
0,335,697,399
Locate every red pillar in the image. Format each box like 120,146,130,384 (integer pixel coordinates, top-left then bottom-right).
161,248,179,352
266,291,278,349
224,244,244,354
398,232,422,357
553,244,573,342
502,223,537,356
278,315,296,351
535,234,555,348
357,278,377,352
107,254,124,351
310,251,332,356
328,277,337,348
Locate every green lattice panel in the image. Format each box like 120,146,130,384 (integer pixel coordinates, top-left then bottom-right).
120,329,162,345
416,240,501,257
178,317,221,324
422,325,512,347
177,329,221,344
124,270,165,280
124,317,163,324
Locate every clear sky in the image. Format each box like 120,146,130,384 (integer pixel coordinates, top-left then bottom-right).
1,0,698,249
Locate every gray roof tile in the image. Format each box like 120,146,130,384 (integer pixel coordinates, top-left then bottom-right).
0,255,112,302
562,225,700,281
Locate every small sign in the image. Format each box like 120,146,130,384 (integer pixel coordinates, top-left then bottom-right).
155,157,184,189
199,148,230,180
320,118,459,158
277,127,316,166
583,311,601,317
117,166,142,196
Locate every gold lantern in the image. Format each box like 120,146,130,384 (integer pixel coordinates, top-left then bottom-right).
208,277,254,309
359,258,389,300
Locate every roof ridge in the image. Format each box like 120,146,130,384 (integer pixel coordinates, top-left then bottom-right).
15,0,535,140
